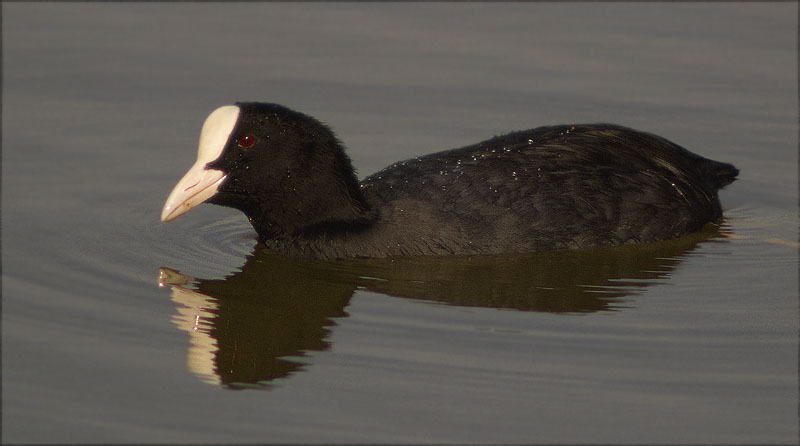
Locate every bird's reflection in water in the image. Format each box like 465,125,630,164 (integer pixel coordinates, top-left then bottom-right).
159,255,356,390
158,223,726,390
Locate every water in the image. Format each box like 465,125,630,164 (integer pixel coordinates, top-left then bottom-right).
2,3,797,443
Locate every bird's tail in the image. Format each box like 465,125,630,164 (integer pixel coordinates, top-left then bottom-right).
700,158,739,190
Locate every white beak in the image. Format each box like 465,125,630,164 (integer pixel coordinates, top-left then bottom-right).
160,105,240,222
160,163,227,222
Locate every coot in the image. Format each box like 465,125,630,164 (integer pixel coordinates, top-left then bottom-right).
161,102,738,259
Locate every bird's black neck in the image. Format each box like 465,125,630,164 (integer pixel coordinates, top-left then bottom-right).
246,181,376,250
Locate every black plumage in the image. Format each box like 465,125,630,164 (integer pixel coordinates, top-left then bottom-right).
185,102,737,259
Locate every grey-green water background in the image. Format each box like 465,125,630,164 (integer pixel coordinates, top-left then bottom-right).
2,3,797,443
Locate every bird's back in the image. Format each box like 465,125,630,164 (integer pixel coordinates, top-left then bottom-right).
358,124,737,255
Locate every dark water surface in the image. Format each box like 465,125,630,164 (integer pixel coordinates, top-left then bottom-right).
3,3,797,443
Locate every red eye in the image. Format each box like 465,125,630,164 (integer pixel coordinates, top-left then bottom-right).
237,134,256,148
